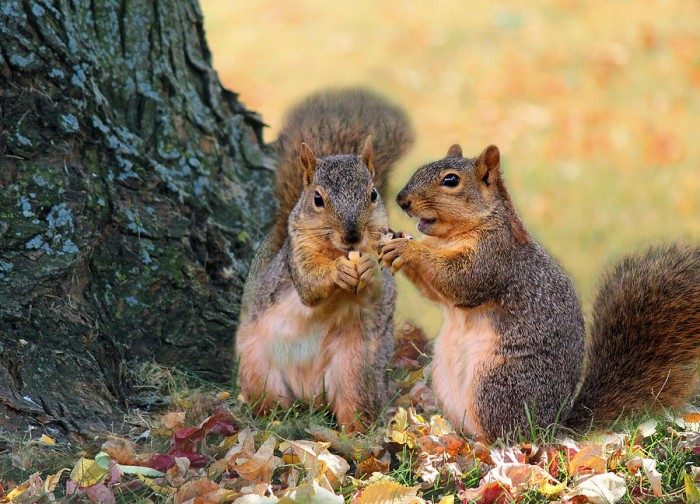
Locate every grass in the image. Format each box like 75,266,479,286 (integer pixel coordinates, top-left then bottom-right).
200,0,700,335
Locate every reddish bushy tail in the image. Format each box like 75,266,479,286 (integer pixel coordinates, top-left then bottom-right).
566,243,700,430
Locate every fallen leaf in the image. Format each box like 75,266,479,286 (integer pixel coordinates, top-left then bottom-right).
235,435,280,483
163,411,186,430
233,496,279,504
568,444,606,475
174,478,221,504
38,434,56,445
482,462,557,494
685,472,700,504
429,415,453,437
85,483,116,504
626,457,662,496
457,481,511,504
280,481,343,503
137,474,176,496
637,419,658,438
280,440,349,488
355,480,421,503
70,458,108,488
356,456,390,478
562,472,627,504
2,475,33,502
101,438,152,466
44,468,67,493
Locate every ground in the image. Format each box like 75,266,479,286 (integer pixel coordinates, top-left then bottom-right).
0,328,698,503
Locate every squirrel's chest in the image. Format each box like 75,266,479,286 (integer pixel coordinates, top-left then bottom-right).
246,289,363,368
432,307,500,436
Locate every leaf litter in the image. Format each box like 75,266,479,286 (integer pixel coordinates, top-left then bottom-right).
0,325,698,503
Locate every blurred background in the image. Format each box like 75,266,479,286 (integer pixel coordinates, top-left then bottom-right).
201,1,699,335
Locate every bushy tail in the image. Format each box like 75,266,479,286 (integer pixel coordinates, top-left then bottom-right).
565,243,700,431
269,88,414,249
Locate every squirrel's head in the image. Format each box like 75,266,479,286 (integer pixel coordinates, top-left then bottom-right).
397,144,503,238
290,137,387,253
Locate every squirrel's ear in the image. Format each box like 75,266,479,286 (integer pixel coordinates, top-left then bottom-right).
361,135,375,177
476,145,500,187
300,142,318,185
446,144,463,158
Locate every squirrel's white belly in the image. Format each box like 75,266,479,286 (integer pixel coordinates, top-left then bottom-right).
432,306,499,437
237,288,363,404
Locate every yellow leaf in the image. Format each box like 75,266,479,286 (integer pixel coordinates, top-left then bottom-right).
3,478,32,502
388,429,415,448
217,391,231,401
437,496,454,504
540,481,566,496
44,468,67,493
70,458,108,488
137,474,176,496
356,480,421,504
685,473,700,504
429,415,453,436
38,434,56,445
390,408,409,432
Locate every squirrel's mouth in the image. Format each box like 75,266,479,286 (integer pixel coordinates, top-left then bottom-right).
417,217,437,234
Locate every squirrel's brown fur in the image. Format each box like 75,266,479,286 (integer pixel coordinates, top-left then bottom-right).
383,143,699,440
270,88,414,250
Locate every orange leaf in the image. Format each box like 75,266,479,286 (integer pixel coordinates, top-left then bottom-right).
173,478,221,504
568,444,606,475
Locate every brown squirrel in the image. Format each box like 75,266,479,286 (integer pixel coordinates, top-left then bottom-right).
235,89,413,429
381,143,700,440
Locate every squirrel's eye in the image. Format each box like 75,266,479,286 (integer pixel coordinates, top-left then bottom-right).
370,187,378,203
313,191,324,208
441,174,460,187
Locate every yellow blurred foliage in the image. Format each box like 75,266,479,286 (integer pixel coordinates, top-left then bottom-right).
202,1,700,335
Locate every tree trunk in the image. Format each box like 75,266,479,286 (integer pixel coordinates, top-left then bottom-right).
0,0,275,433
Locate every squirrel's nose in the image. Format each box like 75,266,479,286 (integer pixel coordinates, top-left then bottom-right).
342,223,361,245
397,191,411,211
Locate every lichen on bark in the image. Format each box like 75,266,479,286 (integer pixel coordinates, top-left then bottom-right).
0,0,275,432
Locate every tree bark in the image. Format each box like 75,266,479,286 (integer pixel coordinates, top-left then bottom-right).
0,0,275,433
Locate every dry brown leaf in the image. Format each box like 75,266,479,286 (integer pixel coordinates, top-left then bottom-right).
568,444,607,475
225,427,257,470
163,411,186,430
355,456,390,478
101,438,152,466
174,478,221,504
234,435,280,484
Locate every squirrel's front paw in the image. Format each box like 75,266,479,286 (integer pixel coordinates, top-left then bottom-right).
353,252,379,293
379,237,413,273
334,256,360,292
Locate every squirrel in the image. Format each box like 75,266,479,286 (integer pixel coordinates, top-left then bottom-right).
235,88,414,429
380,143,700,440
